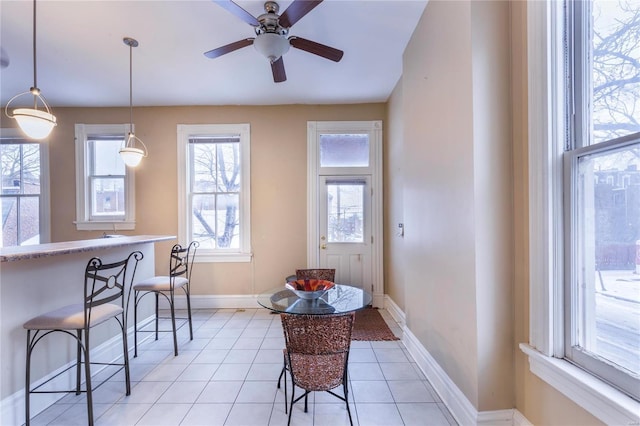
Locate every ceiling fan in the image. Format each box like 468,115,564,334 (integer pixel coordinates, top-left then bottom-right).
205,0,343,83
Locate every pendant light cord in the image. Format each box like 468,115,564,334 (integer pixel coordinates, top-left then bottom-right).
32,0,38,108
129,41,133,129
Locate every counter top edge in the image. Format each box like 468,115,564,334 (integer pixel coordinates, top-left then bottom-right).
0,235,176,262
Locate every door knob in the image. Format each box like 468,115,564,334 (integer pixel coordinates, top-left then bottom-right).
321,244,327,249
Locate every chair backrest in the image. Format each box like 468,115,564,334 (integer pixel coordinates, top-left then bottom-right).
281,313,355,391
169,241,199,281
281,313,354,355
295,268,336,282
84,250,143,325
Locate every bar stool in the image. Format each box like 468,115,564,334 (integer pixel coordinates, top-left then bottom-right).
133,241,198,357
23,251,143,426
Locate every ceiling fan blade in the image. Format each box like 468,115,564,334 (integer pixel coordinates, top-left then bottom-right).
290,37,343,62
271,57,286,83
204,38,254,59
212,0,259,26
279,0,323,28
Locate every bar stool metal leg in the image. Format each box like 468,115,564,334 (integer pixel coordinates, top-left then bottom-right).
76,331,82,395
134,290,139,358
155,292,160,341
170,290,178,356
25,330,32,426
83,332,94,426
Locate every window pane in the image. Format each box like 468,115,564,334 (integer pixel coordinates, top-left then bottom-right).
1,144,40,195
216,193,239,248
192,193,239,249
1,142,41,247
91,178,125,216
90,139,125,175
576,143,640,374
1,145,22,195
591,0,640,144
327,183,364,242
193,144,217,192
192,142,240,193
216,143,240,192
1,196,17,246
320,134,370,167
19,196,39,245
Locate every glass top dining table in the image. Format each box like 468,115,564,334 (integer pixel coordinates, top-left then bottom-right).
257,284,372,315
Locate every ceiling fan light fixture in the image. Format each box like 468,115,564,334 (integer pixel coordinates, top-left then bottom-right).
254,32,290,63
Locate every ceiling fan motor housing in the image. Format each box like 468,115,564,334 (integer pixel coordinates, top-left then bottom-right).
256,1,288,35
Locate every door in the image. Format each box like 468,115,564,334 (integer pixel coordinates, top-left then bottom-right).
307,120,383,307
319,176,372,290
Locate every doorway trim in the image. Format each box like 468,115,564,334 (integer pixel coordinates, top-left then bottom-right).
306,120,384,307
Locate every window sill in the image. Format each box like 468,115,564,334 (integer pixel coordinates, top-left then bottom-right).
519,343,639,425
195,253,253,263
74,221,135,231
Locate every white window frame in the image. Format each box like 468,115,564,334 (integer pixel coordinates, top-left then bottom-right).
0,128,51,245
177,123,251,263
519,1,640,424
74,124,136,231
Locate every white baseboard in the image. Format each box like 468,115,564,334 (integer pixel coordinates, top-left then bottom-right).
1,316,155,426
388,296,532,426
383,295,406,327
158,294,262,310
513,409,535,426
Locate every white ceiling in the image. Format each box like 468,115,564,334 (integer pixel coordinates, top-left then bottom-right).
0,0,427,108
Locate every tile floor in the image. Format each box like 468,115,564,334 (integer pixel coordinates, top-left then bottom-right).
29,308,458,426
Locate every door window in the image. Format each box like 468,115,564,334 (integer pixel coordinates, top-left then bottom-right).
326,180,365,243
319,134,370,167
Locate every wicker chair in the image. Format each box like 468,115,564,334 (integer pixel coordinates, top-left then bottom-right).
280,313,355,426
295,268,336,281
23,251,143,426
278,268,337,388
133,241,198,357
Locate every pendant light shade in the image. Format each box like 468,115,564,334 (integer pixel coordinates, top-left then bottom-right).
119,37,147,167
4,0,57,140
120,135,145,167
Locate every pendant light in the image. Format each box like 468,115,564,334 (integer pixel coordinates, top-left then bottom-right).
4,0,56,140
119,37,147,168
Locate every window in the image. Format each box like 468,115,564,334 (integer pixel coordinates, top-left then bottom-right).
522,0,640,423
565,0,640,400
0,130,50,246
74,124,136,231
177,124,251,262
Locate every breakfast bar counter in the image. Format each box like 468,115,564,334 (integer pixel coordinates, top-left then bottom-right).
0,235,174,425
0,234,174,263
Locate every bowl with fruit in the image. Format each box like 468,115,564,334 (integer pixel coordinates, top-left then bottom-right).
285,279,335,300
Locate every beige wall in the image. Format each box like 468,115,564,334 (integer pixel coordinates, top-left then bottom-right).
401,0,482,406
384,0,604,423
384,78,405,311
1,104,385,297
